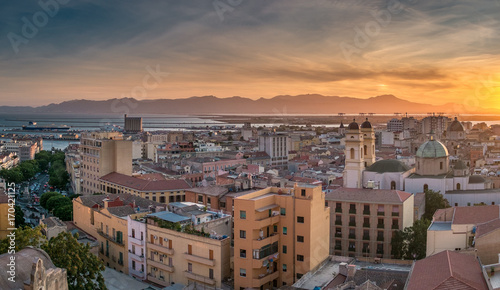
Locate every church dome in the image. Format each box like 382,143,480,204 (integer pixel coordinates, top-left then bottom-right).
448,117,464,132
366,159,410,173
361,118,372,129
348,119,359,130
416,138,448,158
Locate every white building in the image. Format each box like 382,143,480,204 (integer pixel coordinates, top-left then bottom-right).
127,215,147,281
343,119,376,188
258,133,290,169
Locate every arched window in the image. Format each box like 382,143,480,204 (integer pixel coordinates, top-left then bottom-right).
364,145,367,156
391,181,396,190
423,184,429,192
457,183,461,190
350,148,355,159
440,162,443,170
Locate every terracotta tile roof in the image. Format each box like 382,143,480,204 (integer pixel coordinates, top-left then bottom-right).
452,205,500,225
186,186,228,197
475,218,500,238
135,173,166,181
76,193,163,209
106,206,137,217
325,188,412,204
406,251,488,290
99,172,192,192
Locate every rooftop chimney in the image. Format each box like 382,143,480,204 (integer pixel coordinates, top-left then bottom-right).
347,264,356,278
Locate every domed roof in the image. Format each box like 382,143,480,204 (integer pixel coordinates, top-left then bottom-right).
361,118,372,129
454,160,468,170
416,138,448,158
366,159,410,173
448,117,464,132
348,119,359,130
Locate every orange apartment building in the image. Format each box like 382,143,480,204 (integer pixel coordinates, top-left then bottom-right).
233,185,330,289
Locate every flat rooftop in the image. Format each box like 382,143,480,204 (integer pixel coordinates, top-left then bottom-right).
428,222,452,231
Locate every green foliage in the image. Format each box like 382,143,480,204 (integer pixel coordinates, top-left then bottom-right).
46,196,72,214
40,192,60,208
0,226,47,254
53,204,73,221
423,189,450,220
0,159,40,183
391,219,431,260
43,232,107,290
14,205,25,228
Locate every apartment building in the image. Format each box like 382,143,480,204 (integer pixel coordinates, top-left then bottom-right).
124,114,143,133
145,209,231,288
185,157,247,179
233,185,330,289
325,188,414,259
65,144,81,195
128,215,147,280
80,132,132,195
99,172,192,203
258,133,290,169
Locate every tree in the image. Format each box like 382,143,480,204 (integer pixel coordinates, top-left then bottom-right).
14,205,25,228
46,196,71,213
53,204,73,221
0,226,46,254
43,232,107,290
391,219,431,260
423,189,450,220
40,191,61,209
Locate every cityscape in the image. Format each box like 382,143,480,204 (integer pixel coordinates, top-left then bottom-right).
1,1,500,290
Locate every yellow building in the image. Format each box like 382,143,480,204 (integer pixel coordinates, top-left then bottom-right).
0,191,12,239
145,210,231,288
233,185,330,289
80,132,132,195
98,172,192,203
326,188,414,259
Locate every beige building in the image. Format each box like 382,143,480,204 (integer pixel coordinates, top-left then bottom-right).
99,172,192,203
145,210,231,288
40,216,67,240
233,185,330,289
80,132,132,195
474,218,500,265
326,188,414,259
427,205,500,257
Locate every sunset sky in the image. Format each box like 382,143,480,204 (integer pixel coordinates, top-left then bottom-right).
1,0,499,107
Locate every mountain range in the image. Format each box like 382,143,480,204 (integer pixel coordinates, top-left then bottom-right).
0,95,495,115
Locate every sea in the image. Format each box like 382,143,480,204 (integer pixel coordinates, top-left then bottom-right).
1,113,499,151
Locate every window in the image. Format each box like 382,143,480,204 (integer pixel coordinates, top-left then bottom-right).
440,162,443,170
301,189,306,197
297,236,304,243
283,227,287,235
207,197,211,205
364,145,367,156
131,229,135,238
457,183,461,190
297,216,304,223
350,148,355,159
188,244,192,254
282,264,287,272
240,268,246,277
188,263,192,272
391,181,396,190
297,255,304,261
240,230,246,239
283,245,287,254
280,208,286,216
240,210,246,219
240,249,246,258
198,195,203,203
209,268,214,279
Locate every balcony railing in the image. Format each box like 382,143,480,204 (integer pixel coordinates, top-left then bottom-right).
148,258,174,273
348,247,355,252
349,222,356,227
184,271,216,286
184,253,215,267
363,223,370,228
129,235,144,246
349,209,356,214
392,212,399,217
363,235,370,240
128,250,145,262
97,230,124,246
147,242,174,255
377,236,384,242
335,220,342,225
377,224,384,229
377,212,385,216
335,232,342,238
335,208,342,213
348,234,355,239
363,210,370,215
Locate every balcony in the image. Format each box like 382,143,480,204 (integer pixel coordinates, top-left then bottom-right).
252,270,279,286
348,247,355,252
148,274,169,287
129,268,146,279
363,223,370,228
392,212,399,217
148,258,174,273
147,242,174,255
97,230,124,246
363,211,370,215
334,245,341,250
129,235,144,246
128,250,145,262
184,253,215,267
184,271,215,286
377,212,385,216
335,232,342,238
377,224,384,229
335,220,342,226
256,214,280,228
349,222,356,227
253,233,279,249
362,235,370,241
349,209,356,214
348,234,355,239
335,208,342,213
252,252,279,268
392,224,399,230
377,236,384,242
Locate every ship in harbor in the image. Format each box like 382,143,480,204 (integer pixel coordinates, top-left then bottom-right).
22,121,71,131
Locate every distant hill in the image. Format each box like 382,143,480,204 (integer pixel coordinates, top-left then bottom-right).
0,95,495,115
